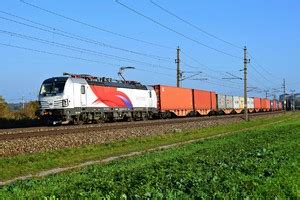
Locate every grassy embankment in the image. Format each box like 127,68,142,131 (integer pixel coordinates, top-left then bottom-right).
1,112,299,198
0,113,299,190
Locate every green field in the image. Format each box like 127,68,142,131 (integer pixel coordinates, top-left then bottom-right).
1,113,300,199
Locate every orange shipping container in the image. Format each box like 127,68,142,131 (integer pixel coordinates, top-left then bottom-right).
266,99,271,109
273,100,277,110
254,97,261,110
261,98,271,110
193,89,216,115
261,99,266,109
154,85,193,116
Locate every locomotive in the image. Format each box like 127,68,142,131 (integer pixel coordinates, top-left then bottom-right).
39,73,157,125
38,73,282,125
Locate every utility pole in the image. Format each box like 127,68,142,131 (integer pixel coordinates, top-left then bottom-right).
264,90,269,98
244,46,249,121
283,79,286,112
176,46,180,87
22,96,25,109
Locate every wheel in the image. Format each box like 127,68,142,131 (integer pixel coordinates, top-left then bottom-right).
123,114,132,122
74,116,84,125
141,113,148,121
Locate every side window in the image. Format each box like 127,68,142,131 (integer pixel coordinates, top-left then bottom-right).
81,85,85,94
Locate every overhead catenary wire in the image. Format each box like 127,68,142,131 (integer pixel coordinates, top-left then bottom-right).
180,51,229,76
249,63,278,86
177,48,260,94
201,80,241,90
0,42,120,66
180,58,244,87
287,81,300,86
181,59,264,94
180,63,245,88
181,60,228,78
3,3,287,97
248,63,283,96
149,0,243,50
248,52,282,80
0,42,174,78
247,52,284,94
0,12,173,61
179,58,254,95
178,50,268,96
115,0,243,60
203,72,244,87
0,29,175,71
248,72,269,90
20,0,173,50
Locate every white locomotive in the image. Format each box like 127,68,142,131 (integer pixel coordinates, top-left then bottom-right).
39,73,157,125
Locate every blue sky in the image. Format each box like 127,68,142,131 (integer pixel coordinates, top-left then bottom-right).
0,0,299,102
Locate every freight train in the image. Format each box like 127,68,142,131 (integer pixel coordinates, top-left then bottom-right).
38,73,282,125
279,93,300,110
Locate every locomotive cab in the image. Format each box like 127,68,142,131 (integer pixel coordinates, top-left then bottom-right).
39,77,71,124
40,77,66,97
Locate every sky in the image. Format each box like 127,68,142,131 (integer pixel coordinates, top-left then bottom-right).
0,0,299,103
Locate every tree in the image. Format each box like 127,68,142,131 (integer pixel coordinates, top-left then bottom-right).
18,101,39,119
0,96,10,118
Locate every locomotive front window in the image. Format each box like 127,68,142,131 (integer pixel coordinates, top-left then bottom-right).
40,81,66,96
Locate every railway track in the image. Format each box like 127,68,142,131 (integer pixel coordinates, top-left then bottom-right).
0,111,283,141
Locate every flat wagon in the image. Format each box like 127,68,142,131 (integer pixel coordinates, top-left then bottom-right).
192,89,216,115
153,85,193,117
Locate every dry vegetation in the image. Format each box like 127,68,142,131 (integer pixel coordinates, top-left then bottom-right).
0,96,39,128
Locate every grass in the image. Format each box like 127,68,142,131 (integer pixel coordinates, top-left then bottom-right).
0,112,299,198
0,112,298,182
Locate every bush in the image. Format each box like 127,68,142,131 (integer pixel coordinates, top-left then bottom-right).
0,96,11,119
0,96,40,128
17,101,40,120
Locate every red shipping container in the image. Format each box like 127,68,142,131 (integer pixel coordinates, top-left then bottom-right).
193,89,216,115
273,100,277,110
261,98,271,110
254,97,261,110
211,92,217,111
266,99,271,109
279,102,283,110
261,98,266,109
153,85,193,116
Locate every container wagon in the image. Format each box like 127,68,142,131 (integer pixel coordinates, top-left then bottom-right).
153,85,193,117
217,94,234,114
247,98,254,113
253,97,261,112
233,96,243,114
261,98,271,111
192,89,216,115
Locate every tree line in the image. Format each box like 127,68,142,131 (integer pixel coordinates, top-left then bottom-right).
0,96,39,120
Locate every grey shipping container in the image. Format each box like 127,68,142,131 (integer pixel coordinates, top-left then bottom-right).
225,95,234,109
217,94,226,109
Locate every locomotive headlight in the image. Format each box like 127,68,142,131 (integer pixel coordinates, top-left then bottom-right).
62,99,69,107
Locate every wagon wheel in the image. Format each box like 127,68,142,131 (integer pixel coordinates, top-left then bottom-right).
94,118,105,124
74,115,84,125
141,113,148,121
123,114,132,122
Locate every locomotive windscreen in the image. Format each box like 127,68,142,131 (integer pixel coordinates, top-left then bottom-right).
40,77,67,96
